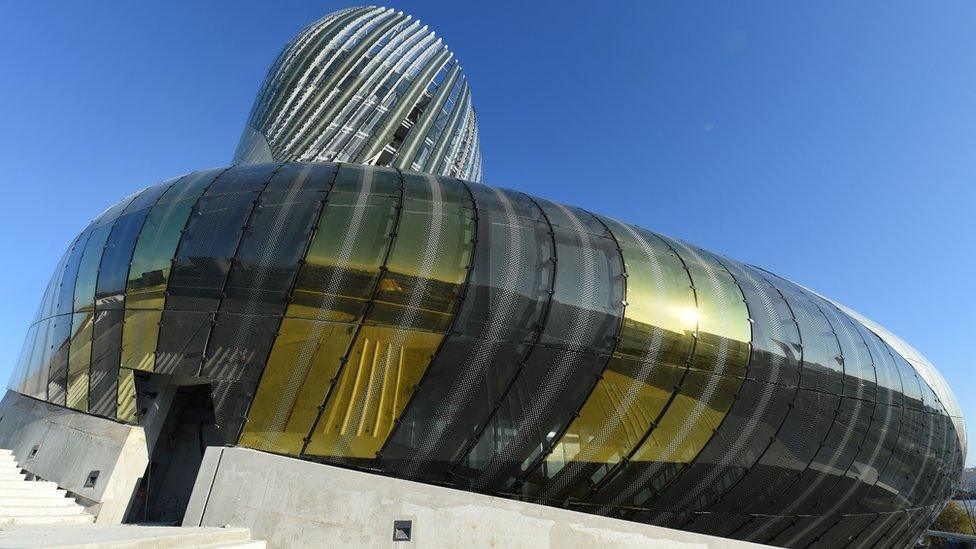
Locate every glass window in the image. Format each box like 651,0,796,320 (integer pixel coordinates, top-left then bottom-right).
242,164,400,455
519,219,696,500
64,191,140,411
89,309,124,416
766,276,845,396
449,200,624,492
377,185,552,481
203,185,327,382
122,170,221,373
240,318,357,454
305,171,475,460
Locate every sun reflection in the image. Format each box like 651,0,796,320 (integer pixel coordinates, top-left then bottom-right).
675,306,700,329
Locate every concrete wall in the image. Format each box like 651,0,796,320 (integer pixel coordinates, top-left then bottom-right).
185,447,769,549
0,390,148,523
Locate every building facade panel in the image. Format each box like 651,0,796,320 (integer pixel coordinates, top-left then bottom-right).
233,6,484,182
8,162,965,548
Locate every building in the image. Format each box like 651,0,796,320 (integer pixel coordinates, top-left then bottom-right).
1,6,966,549
233,6,483,182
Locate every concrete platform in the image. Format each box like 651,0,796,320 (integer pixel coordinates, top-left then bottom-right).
185,446,770,549
0,524,263,548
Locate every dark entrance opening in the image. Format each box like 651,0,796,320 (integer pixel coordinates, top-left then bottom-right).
126,373,219,524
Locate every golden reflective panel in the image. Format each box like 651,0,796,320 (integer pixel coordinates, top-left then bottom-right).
621,237,749,465
117,368,137,423
66,312,93,411
631,369,740,463
243,166,401,455
125,197,200,309
287,191,398,322
529,222,698,487
240,318,356,455
120,309,161,372
369,198,474,332
302,174,474,459
304,325,443,458
540,363,685,481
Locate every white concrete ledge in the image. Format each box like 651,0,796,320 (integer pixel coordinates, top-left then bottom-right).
185,446,769,548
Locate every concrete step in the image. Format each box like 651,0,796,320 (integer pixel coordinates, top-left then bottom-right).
0,496,77,507
0,488,70,498
0,506,87,517
0,455,20,465
0,449,13,456
0,525,261,548
0,513,94,526
199,541,267,549
0,480,58,490
0,472,27,481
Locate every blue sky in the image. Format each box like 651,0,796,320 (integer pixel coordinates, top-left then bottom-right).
0,1,972,464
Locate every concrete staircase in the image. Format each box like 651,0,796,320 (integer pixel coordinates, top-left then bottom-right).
0,448,93,525
0,525,265,548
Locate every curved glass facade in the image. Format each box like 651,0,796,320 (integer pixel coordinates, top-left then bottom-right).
233,6,484,182
9,163,965,548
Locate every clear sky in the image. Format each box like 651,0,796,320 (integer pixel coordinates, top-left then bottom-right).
0,1,972,464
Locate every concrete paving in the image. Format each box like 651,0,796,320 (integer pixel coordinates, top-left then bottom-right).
0,524,264,548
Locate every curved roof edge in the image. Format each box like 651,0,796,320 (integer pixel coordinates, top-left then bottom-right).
770,272,966,458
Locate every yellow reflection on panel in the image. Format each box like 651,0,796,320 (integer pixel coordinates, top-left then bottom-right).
543,364,685,471
240,318,356,454
120,310,161,372
526,220,698,490
66,312,92,412
625,236,750,465
304,325,442,458
117,368,137,424
630,369,740,462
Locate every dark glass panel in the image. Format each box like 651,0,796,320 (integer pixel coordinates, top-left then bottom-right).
288,185,399,322
644,378,794,517
164,192,259,312
264,162,336,192
708,389,841,516
121,170,221,373
88,309,124,417
377,185,553,481
155,311,211,376
95,181,173,311
205,163,278,196
55,228,95,316
446,199,623,493
331,163,400,196
638,257,801,520
766,276,845,396
203,313,280,382
211,380,258,445
528,361,686,501
220,190,328,316
202,185,327,382
65,192,139,411
120,310,163,372
811,514,875,548
579,236,749,514
66,312,93,411
46,313,73,405
533,200,622,355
